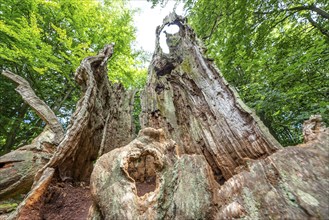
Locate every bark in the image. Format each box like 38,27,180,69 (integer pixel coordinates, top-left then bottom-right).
98,85,136,155
88,118,328,219
1,13,328,220
0,70,63,200
140,13,281,182
212,115,329,219
89,128,218,220
0,44,136,219
87,13,328,220
34,44,135,182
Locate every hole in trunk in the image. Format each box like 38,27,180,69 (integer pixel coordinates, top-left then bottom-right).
0,160,22,169
154,62,175,76
160,24,180,54
127,154,157,197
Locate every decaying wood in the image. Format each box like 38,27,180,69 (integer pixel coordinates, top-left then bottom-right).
1,12,328,220
89,127,218,219
36,44,114,182
0,70,63,200
8,168,55,220
87,13,328,219
140,13,281,182
98,85,136,155
88,120,328,219
212,115,329,219
34,44,135,182
0,140,54,200
2,70,64,142
0,44,136,219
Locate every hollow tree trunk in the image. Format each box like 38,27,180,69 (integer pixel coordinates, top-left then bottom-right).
140,13,281,182
0,44,136,219
89,13,328,220
1,13,328,220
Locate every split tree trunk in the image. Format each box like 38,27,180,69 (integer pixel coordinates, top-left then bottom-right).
89,13,328,219
140,13,281,182
1,13,328,220
0,44,136,219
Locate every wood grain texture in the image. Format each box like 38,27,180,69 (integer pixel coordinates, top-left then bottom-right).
141,13,281,181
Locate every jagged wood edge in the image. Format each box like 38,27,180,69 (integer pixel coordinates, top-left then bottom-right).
1,70,64,143
9,44,114,219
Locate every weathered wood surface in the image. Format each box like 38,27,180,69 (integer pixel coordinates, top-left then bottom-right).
90,128,218,220
8,168,55,220
0,45,136,219
0,70,62,200
1,13,328,220
140,13,281,182
212,115,329,219
34,44,135,182
98,85,136,155
87,13,328,220
88,117,328,219
2,70,64,143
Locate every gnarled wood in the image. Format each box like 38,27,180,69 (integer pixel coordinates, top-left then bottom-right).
90,128,218,220
1,44,136,219
36,44,135,182
213,115,329,219
86,14,328,219
140,13,281,182
0,70,63,200
88,117,328,219
2,13,328,220
2,70,64,142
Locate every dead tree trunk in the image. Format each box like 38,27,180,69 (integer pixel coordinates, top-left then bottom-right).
89,13,328,219
1,13,328,220
0,70,64,200
140,13,281,182
0,44,136,219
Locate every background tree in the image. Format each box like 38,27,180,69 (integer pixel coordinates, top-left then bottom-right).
0,0,146,155
150,0,329,146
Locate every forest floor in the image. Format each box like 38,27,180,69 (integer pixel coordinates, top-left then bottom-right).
41,182,92,220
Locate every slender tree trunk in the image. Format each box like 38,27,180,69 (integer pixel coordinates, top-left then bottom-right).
3,103,28,154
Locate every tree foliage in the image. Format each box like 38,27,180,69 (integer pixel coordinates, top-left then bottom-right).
151,0,329,145
0,0,146,154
